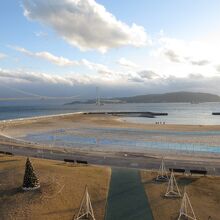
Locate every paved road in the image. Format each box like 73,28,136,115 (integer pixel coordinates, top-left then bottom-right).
0,142,220,176
105,167,153,220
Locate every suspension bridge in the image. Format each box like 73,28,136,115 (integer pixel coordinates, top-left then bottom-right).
0,84,80,101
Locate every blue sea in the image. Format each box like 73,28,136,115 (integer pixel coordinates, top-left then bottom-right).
1,100,220,125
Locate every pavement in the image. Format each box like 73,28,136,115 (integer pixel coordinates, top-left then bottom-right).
0,141,220,176
105,167,153,220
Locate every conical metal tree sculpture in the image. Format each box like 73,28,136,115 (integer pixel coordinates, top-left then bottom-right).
22,157,40,191
74,185,96,220
156,157,169,181
165,170,181,197
178,191,197,220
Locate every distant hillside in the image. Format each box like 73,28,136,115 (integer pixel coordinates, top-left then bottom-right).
65,92,220,105
117,92,220,103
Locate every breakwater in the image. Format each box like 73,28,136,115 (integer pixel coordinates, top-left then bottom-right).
212,112,220,115
84,111,168,118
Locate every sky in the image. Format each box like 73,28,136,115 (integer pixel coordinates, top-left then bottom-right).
0,0,220,99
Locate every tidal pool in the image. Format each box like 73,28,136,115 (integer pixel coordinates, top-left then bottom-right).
24,128,220,154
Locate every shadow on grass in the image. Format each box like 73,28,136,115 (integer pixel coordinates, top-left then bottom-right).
161,193,182,200
0,187,23,197
0,159,19,163
43,196,107,218
177,177,199,186
152,177,169,184
142,179,155,185
43,208,75,216
55,162,89,168
170,212,180,220
0,186,41,198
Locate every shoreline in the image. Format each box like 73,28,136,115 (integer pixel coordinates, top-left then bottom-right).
0,112,219,169
0,111,84,124
1,111,220,131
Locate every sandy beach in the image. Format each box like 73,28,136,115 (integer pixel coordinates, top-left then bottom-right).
2,113,220,138
0,112,220,164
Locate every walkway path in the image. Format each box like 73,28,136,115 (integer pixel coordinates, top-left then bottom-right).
105,167,153,220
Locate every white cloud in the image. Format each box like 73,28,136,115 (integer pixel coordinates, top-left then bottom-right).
81,59,111,73
34,31,48,38
1,67,220,96
23,0,149,52
12,46,79,66
127,70,163,83
35,51,79,66
0,65,126,86
35,51,78,66
0,68,89,85
148,33,220,78
163,49,181,63
0,53,7,60
163,48,210,66
188,73,204,79
11,45,127,82
0,67,160,87
216,65,220,73
117,57,138,68
189,59,210,66
137,70,161,80
11,46,115,75
157,36,219,66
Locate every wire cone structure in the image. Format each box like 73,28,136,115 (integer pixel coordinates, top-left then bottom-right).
22,157,40,191
74,185,96,220
165,170,181,197
178,191,197,220
156,158,169,181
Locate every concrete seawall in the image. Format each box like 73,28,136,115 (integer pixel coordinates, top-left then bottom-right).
84,111,168,118
212,112,220,115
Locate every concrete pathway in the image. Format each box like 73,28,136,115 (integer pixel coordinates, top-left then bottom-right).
105,167,153,220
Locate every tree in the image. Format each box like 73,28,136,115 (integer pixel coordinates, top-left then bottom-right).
22,157,40,191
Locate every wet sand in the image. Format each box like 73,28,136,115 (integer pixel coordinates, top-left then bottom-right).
0,113,220,162
1,112,220,138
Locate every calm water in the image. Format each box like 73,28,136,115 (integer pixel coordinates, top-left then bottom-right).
0,100,220,125
25,129,220,154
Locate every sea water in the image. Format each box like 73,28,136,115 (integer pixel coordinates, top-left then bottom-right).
1,100,220,125
24,128,220,154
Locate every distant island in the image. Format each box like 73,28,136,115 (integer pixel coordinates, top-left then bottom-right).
117,92,220,103
65,91,220,105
